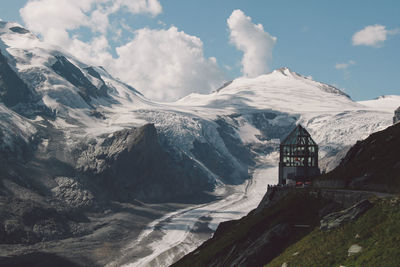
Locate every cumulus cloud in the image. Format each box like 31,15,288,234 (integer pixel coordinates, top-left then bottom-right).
20,0,162,39
19,0,162,65
19,0,225,101
112,0,162,16
112,27,224,101
335,60,356,70
352,24,399,47
227,9,277,77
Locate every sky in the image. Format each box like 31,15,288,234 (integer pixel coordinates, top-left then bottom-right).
0,0,399,102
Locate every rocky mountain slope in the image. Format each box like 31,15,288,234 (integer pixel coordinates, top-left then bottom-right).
173,123,400,267
394,106,400,124
0,20,397,264
315,122,400,192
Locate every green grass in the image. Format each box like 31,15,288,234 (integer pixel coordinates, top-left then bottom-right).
266,196,400,267
173,190,333,267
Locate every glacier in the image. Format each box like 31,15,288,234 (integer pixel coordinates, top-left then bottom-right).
0,21,397,266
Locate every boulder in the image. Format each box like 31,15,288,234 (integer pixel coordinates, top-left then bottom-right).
320,199,372,230
348,244,362,256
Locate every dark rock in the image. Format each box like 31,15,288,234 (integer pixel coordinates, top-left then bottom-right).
210,223,291,267
216,118,254,166
314,123,400,193
51,177,94,210
237,223,290,267
320,199,373,230
212,219,238,238
191,139,248,185
0,252,83,267
9,26,30,34
3,219,27,243
84,67,110,97
318,201,342,218
0,195,91,244
32,218,68,241
77,123,213,202
89,110,106,120
51,56,106,103
394,106,400,124
255,186,297,214
0,50,32,107
216,80,233,92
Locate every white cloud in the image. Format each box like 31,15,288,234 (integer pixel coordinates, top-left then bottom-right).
352,24,399,47
111,0,162,16
20,0,162,39
335,60,356,70
20,0,91,38
227,9,277,77
112,27,224,101
19,0,226,101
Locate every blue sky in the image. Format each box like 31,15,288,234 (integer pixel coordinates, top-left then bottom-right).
0,0,399,101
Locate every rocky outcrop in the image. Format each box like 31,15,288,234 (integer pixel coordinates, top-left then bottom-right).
209,223,291,267
255,186,293,214
51,55,107,103
0,50,53,119
320,199,373,230
51,177,94,210
77,123,213,202
394,106,400,124
0,197,90,244
314,122,400,193
0,50,32,107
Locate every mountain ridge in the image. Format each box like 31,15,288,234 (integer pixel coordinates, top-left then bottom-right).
0,19,396,199
0,19,398,265
173,123,400,267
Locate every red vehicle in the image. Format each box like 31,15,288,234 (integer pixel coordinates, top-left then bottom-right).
295,181,303,187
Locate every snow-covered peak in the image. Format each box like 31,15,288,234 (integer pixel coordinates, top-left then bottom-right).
176,67,357,114
0,20,149,122
358,95,400,112
216,67,349,99
272,67,297,76
0,21,40,49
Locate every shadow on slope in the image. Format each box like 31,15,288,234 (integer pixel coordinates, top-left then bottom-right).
314,123,400,192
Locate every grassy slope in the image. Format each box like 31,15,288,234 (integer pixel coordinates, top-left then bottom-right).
267,196,400,267
173,190,333,267
176,124,400,266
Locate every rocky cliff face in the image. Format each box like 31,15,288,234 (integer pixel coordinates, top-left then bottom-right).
76,123,212,202
394,106,400,124
0,50,32,107
315,123,400,192
0,123,213,245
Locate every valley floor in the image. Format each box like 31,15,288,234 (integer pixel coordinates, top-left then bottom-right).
0,201,186,266
108,153,279,267
0,155,279,267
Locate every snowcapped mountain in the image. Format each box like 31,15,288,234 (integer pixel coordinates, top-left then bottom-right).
1,21,398,264
0,21,396,205
358,95,400,112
